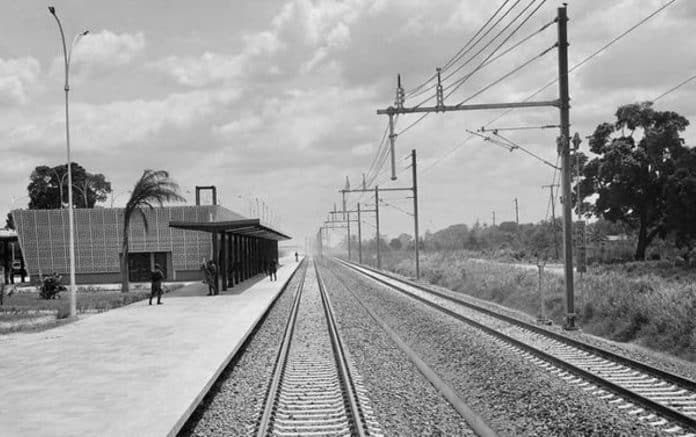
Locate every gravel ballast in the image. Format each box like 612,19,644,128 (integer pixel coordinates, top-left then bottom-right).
179,265,305,436
317,261,478,436
391,266,696,382
324,260,668,436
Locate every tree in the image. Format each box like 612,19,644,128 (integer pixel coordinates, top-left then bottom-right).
121,170,184,292
529,226,554,261
27,163,112,209
663,148,696,256
5,213,14,230
578,102,690,260
389,238,402,250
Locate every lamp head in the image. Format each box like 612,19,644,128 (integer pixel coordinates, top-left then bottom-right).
48,6,56,15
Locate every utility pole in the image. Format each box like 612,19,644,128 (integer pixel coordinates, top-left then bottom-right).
357,203,363,263
376,5,576,328
411,149,420,280
375,185,381,268
492,210,496,227
558,5,576,329
542,183,560,259
329,207,376,263
514,198,519,225
347,213,351,260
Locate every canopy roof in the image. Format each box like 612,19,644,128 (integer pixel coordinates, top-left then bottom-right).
169,218,291,241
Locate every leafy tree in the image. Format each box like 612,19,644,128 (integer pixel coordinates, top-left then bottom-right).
121,170,184,292
27,163,112,209
5,213,14,230
389,238,402,250
663,148,696,256
498,221,518,234
578,102,690,260
529,226,554,261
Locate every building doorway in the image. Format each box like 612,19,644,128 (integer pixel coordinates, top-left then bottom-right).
127,252,169,282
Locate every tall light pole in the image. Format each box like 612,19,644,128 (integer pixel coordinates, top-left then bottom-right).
49,6,89,319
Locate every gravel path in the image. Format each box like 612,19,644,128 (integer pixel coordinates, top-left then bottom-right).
319,260,478,436
179,265,305,436
327,260,668,436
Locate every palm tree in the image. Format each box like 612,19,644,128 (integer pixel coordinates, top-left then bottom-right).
121,170,185,292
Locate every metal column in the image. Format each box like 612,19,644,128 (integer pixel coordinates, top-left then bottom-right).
221,233,228,291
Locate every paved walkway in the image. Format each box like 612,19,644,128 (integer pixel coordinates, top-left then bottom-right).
0,257,303,437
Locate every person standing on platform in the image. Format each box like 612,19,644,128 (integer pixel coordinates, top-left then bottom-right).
207,260,218,295
295,251,299,262
149,264,165,305
269,259,277,281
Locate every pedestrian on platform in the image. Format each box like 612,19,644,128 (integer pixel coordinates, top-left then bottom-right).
207,260,218,295
295,251,299,262
149,264,165,305
269,259,277,281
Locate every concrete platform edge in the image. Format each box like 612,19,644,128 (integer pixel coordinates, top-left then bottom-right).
168,259,305,436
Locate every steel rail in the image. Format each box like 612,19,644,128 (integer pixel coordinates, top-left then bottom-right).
322,261,499,437
255,259,308,437
341,258,696,392
314,260,369,437
335,258,696,431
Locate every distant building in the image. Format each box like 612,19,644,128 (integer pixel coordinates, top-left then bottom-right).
11,205,290,285
1,228,26,284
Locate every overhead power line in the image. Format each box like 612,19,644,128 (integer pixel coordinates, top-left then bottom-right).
489,0,681,124
405,0,515,97
490,131,559,169
653,72,696,102
420,0,680,176
410,0,540,104
456,43,557,106
442,0,548,102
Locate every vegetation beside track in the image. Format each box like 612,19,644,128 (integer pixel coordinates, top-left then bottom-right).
373,250,696,362
0,284,185,334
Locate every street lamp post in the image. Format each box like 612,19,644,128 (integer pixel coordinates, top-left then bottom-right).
49,6,88,319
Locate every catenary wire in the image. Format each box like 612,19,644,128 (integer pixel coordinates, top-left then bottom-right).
420,0,680,177
406,0,517,98
653,72,696,102
443,0,548,102
410,0,535,104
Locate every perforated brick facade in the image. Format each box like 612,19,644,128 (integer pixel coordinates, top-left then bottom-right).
12,205,247,280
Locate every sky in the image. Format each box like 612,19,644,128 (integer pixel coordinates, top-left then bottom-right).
1,0,695,247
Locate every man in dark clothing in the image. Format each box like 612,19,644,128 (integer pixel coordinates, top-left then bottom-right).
269,259,277,281
207,260,218,295
150,264,165,305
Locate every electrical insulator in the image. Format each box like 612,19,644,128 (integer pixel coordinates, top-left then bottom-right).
395,74,405,109
436,67,444,111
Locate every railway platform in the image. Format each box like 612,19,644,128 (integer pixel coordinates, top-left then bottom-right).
0,256,303,437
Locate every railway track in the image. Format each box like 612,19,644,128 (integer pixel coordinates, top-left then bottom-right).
254,259,381,436
335,257,696,436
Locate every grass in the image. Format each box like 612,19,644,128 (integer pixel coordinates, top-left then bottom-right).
0,283,186,334
378,250,696,362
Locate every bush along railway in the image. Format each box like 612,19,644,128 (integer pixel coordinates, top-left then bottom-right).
335,257,696,436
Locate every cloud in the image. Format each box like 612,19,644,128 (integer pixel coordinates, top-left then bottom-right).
151,29,281,87
0,57,41,105
152,52,245,87
72,30,146,67
6,88,241,154
152,0,366,86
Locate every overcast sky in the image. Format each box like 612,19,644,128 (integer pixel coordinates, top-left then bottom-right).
1,0,694,245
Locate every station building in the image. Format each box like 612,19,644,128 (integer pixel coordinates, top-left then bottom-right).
11,203,290,289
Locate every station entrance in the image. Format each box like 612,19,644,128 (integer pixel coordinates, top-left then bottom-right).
169,218,290,292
